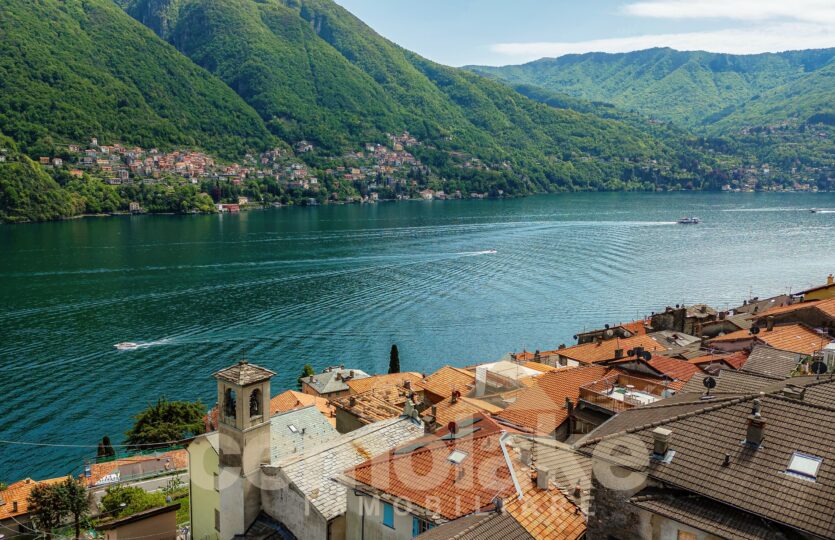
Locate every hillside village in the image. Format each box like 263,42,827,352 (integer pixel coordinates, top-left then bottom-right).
3,274,835,539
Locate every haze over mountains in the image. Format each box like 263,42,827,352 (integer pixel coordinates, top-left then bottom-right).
0,0,833,222
468,47,835,133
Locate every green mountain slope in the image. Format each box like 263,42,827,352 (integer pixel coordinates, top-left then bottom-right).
117,0,728,192
468,47,835,132
0,0,273,158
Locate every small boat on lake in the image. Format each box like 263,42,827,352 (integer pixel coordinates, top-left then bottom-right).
677,217,700,224
114,342,140,350
810,208,821,213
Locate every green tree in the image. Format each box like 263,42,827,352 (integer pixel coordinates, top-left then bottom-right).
27,482,67,539
124,397,206,450
298,363,315,390
100,485,165,518
389,344,400,374
57,476,90,540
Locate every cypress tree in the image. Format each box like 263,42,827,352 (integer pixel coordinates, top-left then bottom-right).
389,344,400,374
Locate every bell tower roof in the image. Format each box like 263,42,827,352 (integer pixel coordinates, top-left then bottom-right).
214,360,275,386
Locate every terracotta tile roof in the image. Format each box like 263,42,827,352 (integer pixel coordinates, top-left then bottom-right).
797,278,835,295
512,436,593,515
521,362,558,373
86,449,188,487
213,360,275,386
347,372,425,395
630,492,788,540
577,394,835,538
496,366,610,434
505,483,585,540
0,476,69,520
621,319,650,335
555,334,670,365
343,415,516,520
688,350,750,371
270,390,335,425
420,366,476,399
423,396,503,428
611,354,700,384
415,512,533,540
679,369,781,394
709,323,831,356
332,384,413,425
749,299,824,319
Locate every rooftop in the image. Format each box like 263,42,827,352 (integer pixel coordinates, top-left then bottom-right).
496,365,610,434
554,334,670,365
577,391,835,538
346,371,423,395
423,395,503,428
739,345,803,378
86,449,188,487
332,384,413,425
415,512,533,540
708,323,831,356
300,366,370,395
269,405,339,464
420,366,476,399
214,360,276,386
264,415,423,521
270,389,335,425
0,476,69,520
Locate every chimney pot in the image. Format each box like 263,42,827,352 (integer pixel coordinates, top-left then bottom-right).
349,396,357,407
536,466,550,490
614,348,624,359
12,500,18,513
828,273,834,286
652,427,672,456
766,316,775,332
404,380,411,390
451,390,460,404
573,484,582,498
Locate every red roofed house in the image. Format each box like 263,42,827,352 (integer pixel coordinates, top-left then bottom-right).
1,476,69,537
553,334,671,366
708,323,832,356
337,414,585,539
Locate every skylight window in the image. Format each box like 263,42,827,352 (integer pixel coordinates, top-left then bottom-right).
787,452,822,480
448,450,467,464
288,424,298,434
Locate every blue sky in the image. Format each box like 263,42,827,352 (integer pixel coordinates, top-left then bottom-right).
336,0,835,66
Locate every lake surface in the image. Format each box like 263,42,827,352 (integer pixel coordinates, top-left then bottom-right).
2,192,835,480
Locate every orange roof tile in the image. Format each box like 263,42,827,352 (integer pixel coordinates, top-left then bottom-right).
496,365,610,434
86,449,188,487
0,476,69,520
688,351,750,370
753,297,835,321
344,415,516,520
333,384,412,425
423,396,503,427
522,361,559,373
505,482,586,540
612,354,700,383
555,334,670,365
709,324,830,356
419,366,476,399
270,390,335,424
347,372,425,395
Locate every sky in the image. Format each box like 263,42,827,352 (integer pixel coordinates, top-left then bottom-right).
335,0,835,66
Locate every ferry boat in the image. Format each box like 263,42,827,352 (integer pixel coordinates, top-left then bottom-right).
677,217,700,224
114,342,140,350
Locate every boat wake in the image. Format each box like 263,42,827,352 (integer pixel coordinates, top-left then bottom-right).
114,338,172,351
461,250,498,256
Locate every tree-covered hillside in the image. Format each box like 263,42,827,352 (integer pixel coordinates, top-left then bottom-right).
116,0,730,193
0,0,273,159
468,47,835,133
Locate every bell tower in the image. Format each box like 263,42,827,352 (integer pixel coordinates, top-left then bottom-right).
214,360,275,538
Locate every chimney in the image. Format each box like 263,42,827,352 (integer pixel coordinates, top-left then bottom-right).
520,448,532,466
12,500,18,513
719,311,726,320
349,396,357,407
573,484,582,498
652,427,672,456
746,415,766,446
451,390,461,404
349,370,354,377
404,380,411,390
766,316,775,332
565,397,574,417
614,348,624,360
536,466,550,490
781,385,805,400
828,273,834,286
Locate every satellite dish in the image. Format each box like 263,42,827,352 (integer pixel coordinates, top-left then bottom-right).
811,361,828,375
605,329,614,338
641,351,653,362
573,335,578,340
703,376,717,389
750,325,760,335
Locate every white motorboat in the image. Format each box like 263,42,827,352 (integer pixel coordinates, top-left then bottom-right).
677,217,700,224
114,342,140,350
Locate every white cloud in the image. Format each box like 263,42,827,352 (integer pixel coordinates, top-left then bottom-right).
490,23,834,64
623,0,835,24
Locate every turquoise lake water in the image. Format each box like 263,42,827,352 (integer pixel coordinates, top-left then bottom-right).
2,191,835,480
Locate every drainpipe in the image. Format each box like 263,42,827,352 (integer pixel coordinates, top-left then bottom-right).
354,489,370,540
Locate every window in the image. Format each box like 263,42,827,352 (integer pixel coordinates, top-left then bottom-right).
288,424,298,434
215,508,220,531
787,452,822,480
382,501,394,529
677,531,697,540
249,388,262,417
448,450,467,464
412,516,434,537
224,388,237,419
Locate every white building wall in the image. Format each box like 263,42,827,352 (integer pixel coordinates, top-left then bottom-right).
344,491,424,540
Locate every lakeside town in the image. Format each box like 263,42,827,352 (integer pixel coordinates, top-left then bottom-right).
3,274,835,539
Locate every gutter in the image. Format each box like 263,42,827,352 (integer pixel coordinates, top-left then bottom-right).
499,432,523,501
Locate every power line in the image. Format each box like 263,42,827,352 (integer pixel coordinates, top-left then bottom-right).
0,437,192,449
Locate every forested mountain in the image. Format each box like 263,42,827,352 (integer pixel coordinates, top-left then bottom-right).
115,0,727,194
0,0,273,159
468,48,835,132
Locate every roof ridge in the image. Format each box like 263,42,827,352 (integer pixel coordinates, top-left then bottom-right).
576,394,759,448
763,390,835,413
449,513,497,539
